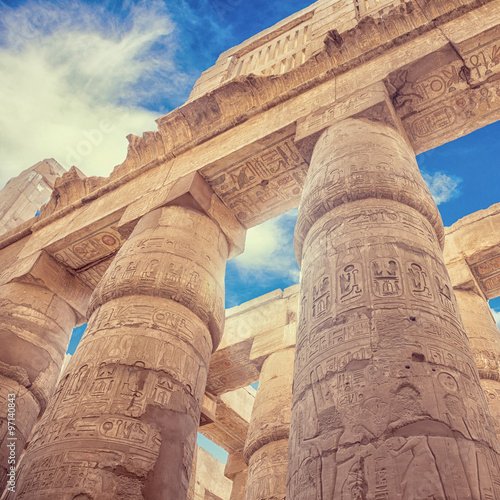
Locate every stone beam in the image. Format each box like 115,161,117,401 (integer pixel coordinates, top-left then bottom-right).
206,285,299,396
200,386,256,454
444,202,500,299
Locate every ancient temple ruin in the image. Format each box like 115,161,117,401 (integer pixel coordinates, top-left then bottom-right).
1,0,500,497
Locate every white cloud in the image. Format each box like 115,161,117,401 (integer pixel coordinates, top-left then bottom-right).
422,171,462,205
491,307,500,329
232,208,299,282
0,0,192,189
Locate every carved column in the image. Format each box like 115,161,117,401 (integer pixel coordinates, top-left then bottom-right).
0,253,87,495
225,451,248,500
288,118,500,499
455,288,500,435
243,348,294,500
14,205,228,499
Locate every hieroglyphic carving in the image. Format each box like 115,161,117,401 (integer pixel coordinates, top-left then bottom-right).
15,206,228,499
289,119,500,500
387,30,500,153
49,220,126,270
471,253,500,299
202,136,307,227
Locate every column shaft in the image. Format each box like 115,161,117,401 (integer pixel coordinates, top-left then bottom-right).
225,450,248,500
0,281,76,492
244,348,294,500
289,118,500,500
14,205,228,499
455,288,500,435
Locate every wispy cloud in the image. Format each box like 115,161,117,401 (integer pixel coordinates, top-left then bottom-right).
232,208,300,283
422,171,462,205
0,0,193,189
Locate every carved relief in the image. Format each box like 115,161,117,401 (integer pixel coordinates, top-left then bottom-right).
16,206,227,499
50,222,126,269
203,136,307,227
371,258,403,297
339,264,363,302
407,262,432,300
289,119,500,500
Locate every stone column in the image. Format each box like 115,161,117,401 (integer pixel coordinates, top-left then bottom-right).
0,253,86,496
288,118,500,499
243,348,294,500
225,451,248,500
186,444,198,500
454,288,500,435
14,205,228,499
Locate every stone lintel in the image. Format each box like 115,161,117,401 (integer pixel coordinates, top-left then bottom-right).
206,285,299,395
200,386,256,454
118,171,246,258
0,250,91,322
444,202,500,299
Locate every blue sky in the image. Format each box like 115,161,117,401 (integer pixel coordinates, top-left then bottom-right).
1,0,499,465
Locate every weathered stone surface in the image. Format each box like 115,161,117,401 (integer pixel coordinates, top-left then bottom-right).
288,117,500,499
0,159,65,236
0,0,499,497
13,205,228,499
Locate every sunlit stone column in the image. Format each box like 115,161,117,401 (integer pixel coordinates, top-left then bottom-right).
288,118,500,500
454,288,500,435
244,348,294,500
0,256,84,495
14,205,228,499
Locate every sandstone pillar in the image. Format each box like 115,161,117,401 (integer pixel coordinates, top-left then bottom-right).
187,444,198,500
243,348,293,500
0,253,87,495
14,205,228,499
288,118,500,499
225,451,248,500
455,288,500,435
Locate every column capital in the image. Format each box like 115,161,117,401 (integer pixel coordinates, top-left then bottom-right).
0,249,91,323
118,171,246,259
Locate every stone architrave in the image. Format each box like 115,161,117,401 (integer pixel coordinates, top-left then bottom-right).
243,348,294,500
454,288,500,436
288,117,500,499
13,205,228,499
0,252,89,495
